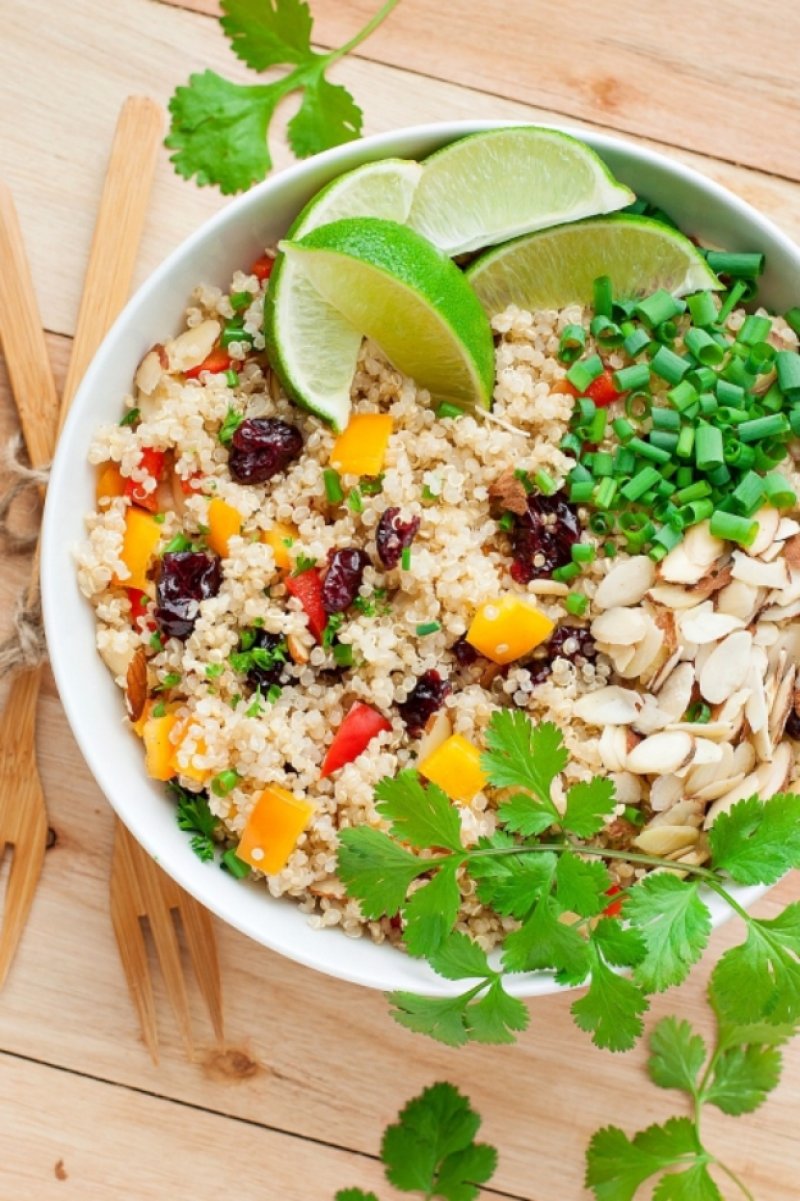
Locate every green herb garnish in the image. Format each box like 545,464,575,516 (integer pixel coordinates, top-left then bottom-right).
170,782,217,862
119,407,140,427
219,407,245,445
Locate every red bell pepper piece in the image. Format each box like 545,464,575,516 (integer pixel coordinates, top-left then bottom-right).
603,884,624,918
184,346,232,379
285,568,327,642
321,702,392,778
586,369,621,407
127,588,155,630
124,447,165,512
178,470,204,496
250,254,274,282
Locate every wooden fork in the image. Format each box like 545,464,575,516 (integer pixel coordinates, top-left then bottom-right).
0,182,61,988
63,97,224,1062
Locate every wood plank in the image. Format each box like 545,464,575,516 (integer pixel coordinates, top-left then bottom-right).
0,1051,453,1201
3,0,800,343
163,0,800,182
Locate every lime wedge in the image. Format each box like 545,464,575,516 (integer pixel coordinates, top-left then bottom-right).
467,214,722,315
266,159,422,431
280,218,494,411
407,126,634,256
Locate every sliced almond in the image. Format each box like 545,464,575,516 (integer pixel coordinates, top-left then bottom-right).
286,632,310,665
654,662,695,723
617,617,664,680
648,799,701,828
649,774,684,811
598,725,629,772
704,741,791,826
574,686,643,727
766,565,800,607
526,579,570,597
649,645,685,693
698,630,753,704
782,534,800,570
769,665,796,745
678,607,744,644
775,518,800,542
135,346,165,395
730,552,788,591
659,543,706,585
716,579,762,623
685,743,734,795
125,646,148,722
665,721,733,740
732,741,757,777
692,773,746,803
609,771,643,805
594,556,655,610
418,710,452,761
166,319,221,373
689,562,734,602
684,521,726,567
749,506,781,556
632,695,672,735
753,621,782,644
634,824,700,856
744,663,769,735
716,688,750,740
591,607,649,646
648,583,702,610
626,730,695,776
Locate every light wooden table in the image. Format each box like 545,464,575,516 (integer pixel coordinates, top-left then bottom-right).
1,2,798,1197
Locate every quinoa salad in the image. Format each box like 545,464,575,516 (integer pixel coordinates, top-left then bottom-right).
78,223,800,952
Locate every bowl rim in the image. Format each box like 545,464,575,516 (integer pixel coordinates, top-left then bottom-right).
42,117,795,995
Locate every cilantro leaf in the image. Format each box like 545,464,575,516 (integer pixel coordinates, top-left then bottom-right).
716,1016,798,1050
287,75,362,158
585,1117,701,1201
335,1192,379,1201
708,793,800,884
465,979,529,1045
381,1082,497,1201
166,71,284,194
647,1018,707,1096
172,782,217,862
624,874,711,993
220,0,313,68
704,1044,783,1115
710,903,800,1025
404,862,461,958
571,945,648,1052
555,853,612,918
563,777,617,838
592,918,646,969
336,827,430,918
375,770,464,852
502,894,591,983
496,791,557,837
481,712,567,802
652,1163,722,1200
468,836,557,918
389,970,528,1048
389,992,473,1048
427,932,491,981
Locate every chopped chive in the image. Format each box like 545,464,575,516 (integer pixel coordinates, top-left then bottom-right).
634,289,685,328
785,307,800,336
152,701,167,718
219,407,244,445
552,562,581,583
323,468,344,504
717,279,749,324
707,463,732,487
715,379,746,407
621,466,661,501
586,408,607,444
674,479,712,505
205,662,225,680
612,417,635,444
649,431,679,454
156,672,182,691
333,643,354,667
698,393,718,416
558,323,587,363
651,523,683,552
566,354,604,394
416,621,441,636
153,512,166,525
149,631,164,652
667,380,699,412
753,440,788,471
651,407,681,432
762,382,785,414
359,474,384,496
221,849,251,878
534,468,558,495
627,436,671,464
705,250,765,280
684,327,724,366
686,365,718,393
220,320,254,348
591,316,623,348
650,345,690,385
224,369,240,387
560,432,584,456
497,511,515,532
613,446,636,476
623,327,651,357
571,542,596,564
267,684,282,703
163,533,192,554
593,275,614,319
575,397,596,426
685,701,712,724
436,402,464,420
720,355,756,391
230,290,252,312
738,413,790,443
592,452,614,478
603,539,618,557
212,769,240,798
686,291,718,327
737,314,772,346
675,466,694,488
775,350,800,401
694,424,724,471
723,440,756,471
655,319,679,345
565,591,588,617
347,487,364,513
730,471,765,516
745,342,775,374
676,425,695,459
612,363,650,392
120,407,140,427
401,546,412,569
680,498,714,524
762,472,796,509
589,512,615,535
569,481,595,503
710,510,758,546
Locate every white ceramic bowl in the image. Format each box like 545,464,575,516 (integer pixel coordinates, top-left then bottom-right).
42,120,796,996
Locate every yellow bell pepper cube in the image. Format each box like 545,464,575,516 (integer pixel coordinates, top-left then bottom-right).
236,785,315,874
466,594,555,665
114,508,163,592
142,712,179,781
170,721,211,784
262,521,296,572
330,413,393,477
419,733,488,802
96,462,125,507
206,497,242,558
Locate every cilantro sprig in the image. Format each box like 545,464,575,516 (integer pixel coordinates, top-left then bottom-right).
337,711,800,1059
336,1081,497,1201
166,0,401,194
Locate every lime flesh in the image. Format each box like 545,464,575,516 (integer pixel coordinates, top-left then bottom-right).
265,159,422,431
467,214,722,315
281,218,495,411
408,126,634,256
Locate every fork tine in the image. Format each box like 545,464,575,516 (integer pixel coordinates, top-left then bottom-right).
134,848,195,1057
176,895,224,1043
110,827,160,1064
0,803,47,991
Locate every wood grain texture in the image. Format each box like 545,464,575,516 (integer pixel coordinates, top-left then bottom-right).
165,0,800,181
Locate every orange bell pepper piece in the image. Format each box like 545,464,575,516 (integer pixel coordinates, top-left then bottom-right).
206,497,243,558
114,509,162,592
236,785,315,874
330,414,393,477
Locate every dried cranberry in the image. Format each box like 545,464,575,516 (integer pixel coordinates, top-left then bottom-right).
228,417,302,484
451,636,479,667
376,507,420,568
786,709,800,740
245,628,289,694
510,491,581,583
322,548,371,614
156,551,222,640
526,625,596,687
397,670,452,736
